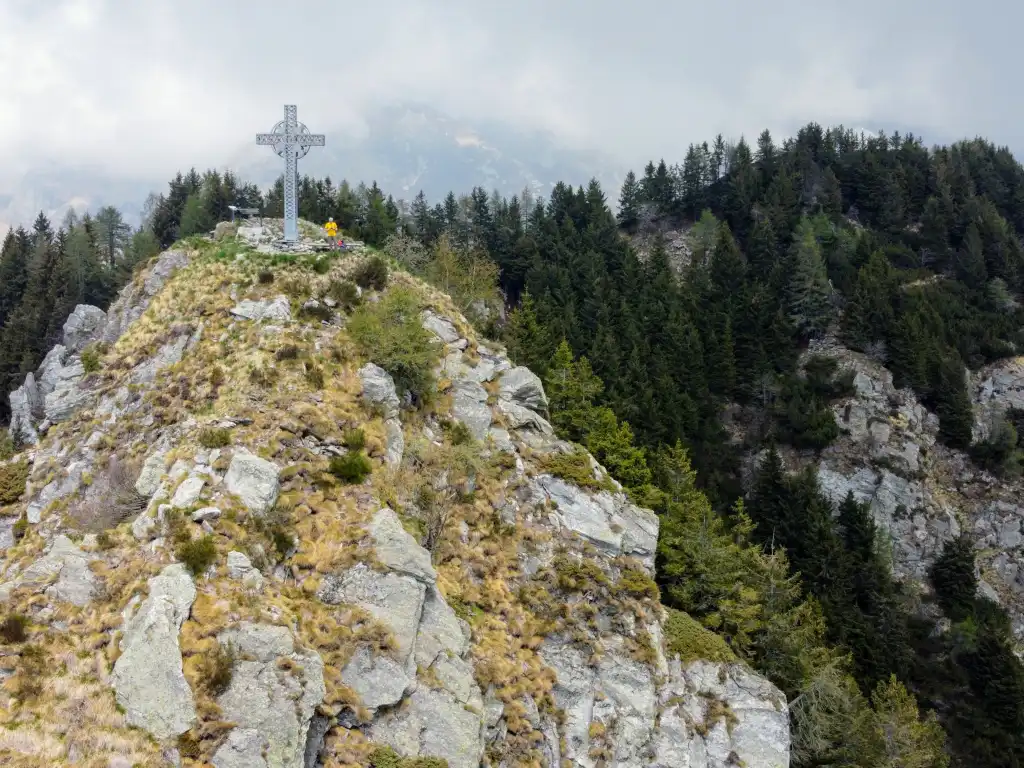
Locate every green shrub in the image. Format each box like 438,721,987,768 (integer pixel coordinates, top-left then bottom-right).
327,280,361,311
329,451,373,484
536,450,615,492
198,427,232,449
12,514,28,541
0,460,30,505
353,256,389,291
664,608,736,664
176,536,217,576
0,614,28,643
442,420,473,446
258,270,274,284
616,567,660,601
0,430,17,461
348,287,438,405
275,344,301,361
199,641,236,696
369,746,449,768
249,365,279,387
300,302,333,322
80,344,101,374
305,363,325,389
343,429,366,451
311,256,331,275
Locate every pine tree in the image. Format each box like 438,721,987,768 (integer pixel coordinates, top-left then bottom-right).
868,675,949,768
934,355,974,450
617,171,641,232
505,293,554,378
787,218,833,338
929,534,977,621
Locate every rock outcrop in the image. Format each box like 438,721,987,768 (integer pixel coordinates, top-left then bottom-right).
111,563,198,740
0,227,789,767
744,339,1024,646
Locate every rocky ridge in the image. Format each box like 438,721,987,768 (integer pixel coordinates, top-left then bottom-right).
742,337,1024,645
0,223,789,767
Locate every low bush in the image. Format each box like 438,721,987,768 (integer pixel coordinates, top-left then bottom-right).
369,746,449,768
348,287,438,405
0,459,30,506
0,614,28,643
329,451,372,484
258,270,275,284
664,608,736,664
198,641,236,696
343,428,366,451
176,536,217,576
304,363,325,389
536,449,615,493
441,420,473,446
275,344,301,361
353,256,389,291
198,427,232,449
327,279,361,311
80,344,101,374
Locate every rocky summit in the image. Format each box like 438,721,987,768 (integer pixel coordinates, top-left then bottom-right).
0,224,788,767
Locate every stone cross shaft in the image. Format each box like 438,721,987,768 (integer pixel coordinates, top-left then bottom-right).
256,105,325,242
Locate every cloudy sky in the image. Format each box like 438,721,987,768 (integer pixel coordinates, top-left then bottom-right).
0,0,1018,188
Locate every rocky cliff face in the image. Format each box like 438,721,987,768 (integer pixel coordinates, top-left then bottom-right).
0,226,789,767
741,337,1024,646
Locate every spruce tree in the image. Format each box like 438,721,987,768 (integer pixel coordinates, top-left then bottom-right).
617,171,641,232
787,219,833,338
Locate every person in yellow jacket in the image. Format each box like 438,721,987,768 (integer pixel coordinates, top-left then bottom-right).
324,218,338,243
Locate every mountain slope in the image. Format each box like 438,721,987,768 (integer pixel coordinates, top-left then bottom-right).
0,226,787,767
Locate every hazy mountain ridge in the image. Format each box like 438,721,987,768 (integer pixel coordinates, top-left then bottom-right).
0,104,624,232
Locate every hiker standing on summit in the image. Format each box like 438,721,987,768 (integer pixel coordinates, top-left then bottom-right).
324,217,338,247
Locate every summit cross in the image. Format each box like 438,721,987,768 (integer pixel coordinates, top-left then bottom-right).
256,105,326,242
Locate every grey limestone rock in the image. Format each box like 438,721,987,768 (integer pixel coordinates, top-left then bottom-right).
111,564,197,740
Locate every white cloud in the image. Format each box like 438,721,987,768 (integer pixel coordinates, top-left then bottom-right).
0,0,1019,190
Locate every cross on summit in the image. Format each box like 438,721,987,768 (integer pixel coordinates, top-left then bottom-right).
256,105,325,243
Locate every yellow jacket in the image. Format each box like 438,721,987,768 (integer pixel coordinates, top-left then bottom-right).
325,221,338,236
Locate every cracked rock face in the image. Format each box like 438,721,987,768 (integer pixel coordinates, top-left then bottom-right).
212,622,326,768
111,564,197,740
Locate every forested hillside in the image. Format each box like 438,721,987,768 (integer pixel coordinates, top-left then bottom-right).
5,122,1024,766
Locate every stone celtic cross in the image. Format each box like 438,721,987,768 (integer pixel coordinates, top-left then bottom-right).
256,105,325,242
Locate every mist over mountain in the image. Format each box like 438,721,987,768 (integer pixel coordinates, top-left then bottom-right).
0,103,625,232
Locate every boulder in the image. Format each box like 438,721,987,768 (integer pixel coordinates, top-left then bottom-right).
654,659,790,768
340,646,413,711
368,508,437,583
421,310,460,344
226,551,264,590
224,452,280,516
135,450,169,497
384,418,404,467
111,564,197,740
130,334,189,384
214,221,238,241
1,535,99,607
451,379,492,441
36,345,69,395
171,476,205,509
230,295,292,323
62,304,107,353
8,373,41,444
212,623,326,768
370,687,484,768
499,366,548,412
534,475,658,565
43,359,90,423
358,363,400,420
317,564,425,665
